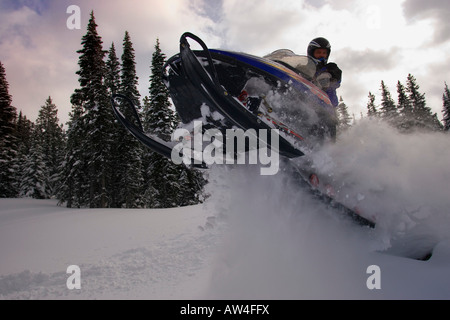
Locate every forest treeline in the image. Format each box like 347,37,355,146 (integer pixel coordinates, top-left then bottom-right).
1,12,450,207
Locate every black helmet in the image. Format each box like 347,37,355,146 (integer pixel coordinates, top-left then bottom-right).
307,37,331,63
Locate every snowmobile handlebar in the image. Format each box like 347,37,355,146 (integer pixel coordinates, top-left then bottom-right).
179,32,221,87
162,32,220,87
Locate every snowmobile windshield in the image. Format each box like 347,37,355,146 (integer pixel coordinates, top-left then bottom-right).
264,50,316,81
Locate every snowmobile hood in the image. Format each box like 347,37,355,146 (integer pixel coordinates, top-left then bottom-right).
209,49,333,108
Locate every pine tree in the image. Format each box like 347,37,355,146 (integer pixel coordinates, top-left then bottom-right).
33,97,65,197
58,104,88,208
142,39,179,208
16,99,65,200
115,31,144,208
366,91,378,117
15,112,34,196
105,42,123,207
178,167,207,206
143,39,177,136
16,112,34,152
337,96,352,132
105,42,121,96
442,82,450,132
142,39,205,208
120,32,141,108
70,12,108,110
396,80,414,132
397,81,412,116
0,61,19,198
19,126,47,199
380,81,398,125
406,74,442,131
62,11,114,208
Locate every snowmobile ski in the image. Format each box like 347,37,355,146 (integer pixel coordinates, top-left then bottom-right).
286,160,376,228
111,94,207,168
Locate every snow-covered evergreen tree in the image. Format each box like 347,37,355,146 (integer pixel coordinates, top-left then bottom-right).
116,31,144,208
120,32,141,109
366,91,378,117
142,39,205,208
61,11,114,208
143,39,177,137
58,104,88,208
380,81,398,125
19,126,47,199
16,111,34,170
16,112,34,152
105,43,121,96
32,97,65,197
15,112,34,196
142,39,180,208
19,97,64,199
396,80,414,132
105,42,123,207
406,74,442,131
396,81,412,117
0,61,18,198
177,167,207,206
337,96,352,133
442,82,450,132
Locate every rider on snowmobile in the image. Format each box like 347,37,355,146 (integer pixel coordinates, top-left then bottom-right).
307,37,342,107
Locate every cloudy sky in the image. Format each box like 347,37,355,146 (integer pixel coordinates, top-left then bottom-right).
1,0,449,125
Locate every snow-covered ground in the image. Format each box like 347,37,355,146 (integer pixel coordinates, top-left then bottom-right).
0,198,220,300
1,120,450,300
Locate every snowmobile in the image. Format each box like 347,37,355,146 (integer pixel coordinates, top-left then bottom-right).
111,32,375,228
